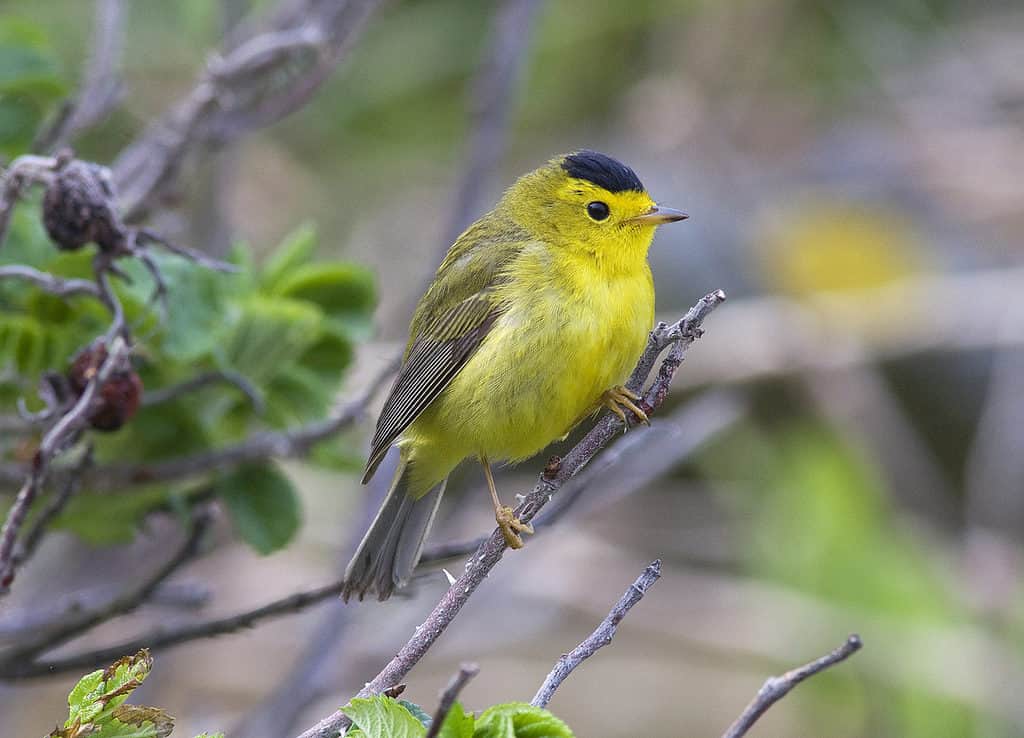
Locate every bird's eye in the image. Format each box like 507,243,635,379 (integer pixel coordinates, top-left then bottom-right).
586,201,610,221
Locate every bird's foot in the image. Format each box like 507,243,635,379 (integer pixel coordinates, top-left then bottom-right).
496,505,533,549
602,385,649,427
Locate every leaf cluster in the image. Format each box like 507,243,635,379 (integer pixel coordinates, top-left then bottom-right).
49,649,222,738
343,695,574,738
1,209,375,554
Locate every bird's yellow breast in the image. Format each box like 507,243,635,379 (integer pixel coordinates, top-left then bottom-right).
404,240,654,477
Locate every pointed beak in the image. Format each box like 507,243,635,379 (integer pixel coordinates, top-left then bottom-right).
625,205,689,225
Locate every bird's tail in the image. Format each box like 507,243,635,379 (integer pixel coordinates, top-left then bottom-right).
342,454,446,602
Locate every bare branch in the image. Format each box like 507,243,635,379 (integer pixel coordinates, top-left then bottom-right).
74,353,399,490
295,290,726,738
10,445,93,569
0,154,59,248
112,0,385,220
419,392,743,567
143,369,265,414
0,507,212,670
0,574,346,680
0,265,102,299
531,560,662,709
721,635,863,738
0,335,130,595
425,663,480,738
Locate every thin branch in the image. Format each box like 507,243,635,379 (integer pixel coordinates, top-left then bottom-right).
10,445,93,569
143,369,265,414
0,154,59,249
721,635,863,738
531,560,662,709
75,353,400,490
0,507,212,670
0,575,346,680
419,391,743,567
0,265,102,299
0,335,129,595
112,0,385,220
425,664,479,738
295,289,726,738
34,0,125,153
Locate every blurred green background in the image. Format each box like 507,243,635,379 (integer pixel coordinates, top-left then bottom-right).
2,0,1024,737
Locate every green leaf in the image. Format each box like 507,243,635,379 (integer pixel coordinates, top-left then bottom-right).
269,262,376,320
342,696,426,738
474,703,573,738
218,463,301,554
438,703,474,738
261,223,318,291
64,650,154,728
54,486,173,546
103,705,175,737
220,296,323,382
400,700,433,729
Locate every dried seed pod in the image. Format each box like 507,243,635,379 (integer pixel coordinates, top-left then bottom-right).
89,369,143,432
66,342,143,432
41,160,125,252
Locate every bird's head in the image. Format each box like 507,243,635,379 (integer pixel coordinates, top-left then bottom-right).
501,150,687,262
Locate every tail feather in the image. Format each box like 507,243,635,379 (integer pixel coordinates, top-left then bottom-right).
342,457,446,602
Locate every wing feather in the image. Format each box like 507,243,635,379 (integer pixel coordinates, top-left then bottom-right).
362,291,501,482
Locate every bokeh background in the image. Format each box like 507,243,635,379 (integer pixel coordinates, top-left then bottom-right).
2,0,1024,736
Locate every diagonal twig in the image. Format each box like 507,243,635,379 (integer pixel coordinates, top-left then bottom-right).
531,560,662,709
143,369,265,414
294,289,726,738
721,634,863,738
0,265,102,300
0,506,212,669
33,0,125,153
424,663,479,738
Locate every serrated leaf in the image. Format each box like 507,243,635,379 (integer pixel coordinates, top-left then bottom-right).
438,702,474,738
105,705,174,738
65,650,154,727
269,262,376,320
399,700,432,728
342,696,426,738
473,703,573,738
218,463,301,554
261,223,318,291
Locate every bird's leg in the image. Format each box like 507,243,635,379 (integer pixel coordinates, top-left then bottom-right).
601,385,650,427
480,455,533,549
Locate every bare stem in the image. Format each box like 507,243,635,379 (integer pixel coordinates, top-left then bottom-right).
531,560,662,709
721,634,864,738
424,663,480,738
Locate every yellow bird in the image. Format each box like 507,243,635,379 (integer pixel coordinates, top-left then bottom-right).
343,151,687,601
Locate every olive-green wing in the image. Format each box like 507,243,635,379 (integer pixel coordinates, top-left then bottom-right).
362,290,502,482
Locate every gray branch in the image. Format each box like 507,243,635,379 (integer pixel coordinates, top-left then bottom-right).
0,335,129,595
34,0,125,153
0,265,102,300
294,289,726,738
424,664,480,738
531,560,662,709
721,635,863,738
112,0,385,220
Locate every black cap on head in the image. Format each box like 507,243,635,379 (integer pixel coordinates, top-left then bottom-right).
561,150,644,193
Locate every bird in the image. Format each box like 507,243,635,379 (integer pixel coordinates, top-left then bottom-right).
342,150,688,601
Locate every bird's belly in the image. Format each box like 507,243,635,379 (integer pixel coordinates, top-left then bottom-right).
410,277,652,463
